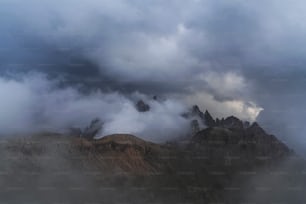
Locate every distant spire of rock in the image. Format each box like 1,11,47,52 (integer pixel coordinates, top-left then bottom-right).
192,105,201,114
82,118,104,140
136,100,150,112
204,110,216,127
189,105,216,127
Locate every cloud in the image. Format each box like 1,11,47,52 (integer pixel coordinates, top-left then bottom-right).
198,71,247,100
0,73,189,142
103,97,189,141
1,0,306,152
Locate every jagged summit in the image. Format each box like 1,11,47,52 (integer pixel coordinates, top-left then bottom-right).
204,110,216,127
187,105,250,132
188,105,216,128
192,105,202,115
217,115,244,129
189,106,292,159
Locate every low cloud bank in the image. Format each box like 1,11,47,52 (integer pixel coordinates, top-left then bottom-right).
0,73,191,142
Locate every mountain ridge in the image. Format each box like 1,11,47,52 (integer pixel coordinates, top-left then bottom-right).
0,106,298,203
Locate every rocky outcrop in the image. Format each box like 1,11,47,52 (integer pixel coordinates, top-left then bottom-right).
204,110,216,127
216,115,243,129
81,118,103,140
185,105,216,129
192,121,291,158
184,106,292,160
136,100,150,112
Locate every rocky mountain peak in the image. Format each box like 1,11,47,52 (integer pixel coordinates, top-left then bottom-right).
190,105,216,127
204,110,216,127
191,105,202,116
217,115,243,129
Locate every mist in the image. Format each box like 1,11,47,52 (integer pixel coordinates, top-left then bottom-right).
0,73,192,142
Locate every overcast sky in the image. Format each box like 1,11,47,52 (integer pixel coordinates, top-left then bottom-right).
1,0,306,151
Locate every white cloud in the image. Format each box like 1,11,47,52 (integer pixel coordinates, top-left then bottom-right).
0,73,189,142
199,71,247,98
103,99,189,142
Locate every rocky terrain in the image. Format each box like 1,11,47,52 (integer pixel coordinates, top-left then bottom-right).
0,106,304,203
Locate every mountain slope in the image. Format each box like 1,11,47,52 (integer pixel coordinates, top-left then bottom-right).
0,110,302,203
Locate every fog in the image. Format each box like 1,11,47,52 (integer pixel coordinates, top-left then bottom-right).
0,73,191,142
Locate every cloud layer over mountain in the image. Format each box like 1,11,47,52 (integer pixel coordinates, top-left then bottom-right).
0,0,305,150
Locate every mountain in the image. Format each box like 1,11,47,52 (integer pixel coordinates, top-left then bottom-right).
0,108,303,203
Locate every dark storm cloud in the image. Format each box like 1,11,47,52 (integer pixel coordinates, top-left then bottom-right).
0,0,250,97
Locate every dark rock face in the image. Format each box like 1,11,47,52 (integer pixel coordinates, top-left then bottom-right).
192,122,291,158
247,122,266,135
191,105,203,116
188,105,216,128
243,121,250,128
191,105,205,122
190,119,200,135
188,105,291,160
136,100,150,112
82,118,104,140
204,110,216,127
217,115,243,129
185,105,258,136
